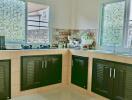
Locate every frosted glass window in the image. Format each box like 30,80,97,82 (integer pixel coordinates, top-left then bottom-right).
100,1,125,46
0,0,26,44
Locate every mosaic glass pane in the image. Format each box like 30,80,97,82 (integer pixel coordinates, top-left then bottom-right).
101,1,125,46
0,0,26,44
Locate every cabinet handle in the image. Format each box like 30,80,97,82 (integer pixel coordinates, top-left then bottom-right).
45,60,47,68
110,68,112,78
7,97,10,99
42,61,44,69
113,68,116,79
71,60,73,67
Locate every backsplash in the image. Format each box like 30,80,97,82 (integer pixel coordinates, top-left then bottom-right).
52,29,97,49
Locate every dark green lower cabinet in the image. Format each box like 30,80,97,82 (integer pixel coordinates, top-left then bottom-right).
21,56,44,90
71,55,88,89
92,58,132,100
92,59,114,98
112,63,126,100
0,60,11,100
44,55,62,85
21,55,62,91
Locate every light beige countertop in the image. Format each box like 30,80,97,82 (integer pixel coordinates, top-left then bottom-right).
70,49,132,64
0,48,132,64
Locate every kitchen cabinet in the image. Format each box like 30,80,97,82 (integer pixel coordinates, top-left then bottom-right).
0,60,11,100
92,59,114,98
21,55,62,91
44,55,62,85
21,56,44,90
71,55,88,89
92,58,132,100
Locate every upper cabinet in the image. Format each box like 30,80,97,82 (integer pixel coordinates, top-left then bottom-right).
92,58,132,100
71,55,88,89
0,60,11,99
21,54,62,91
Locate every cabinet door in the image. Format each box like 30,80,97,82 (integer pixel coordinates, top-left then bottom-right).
71,55,88,89
112,63,126,100
124,64,132,100
21,56,43,90
43,55,62,85
0,60,11,99
92,59,114,98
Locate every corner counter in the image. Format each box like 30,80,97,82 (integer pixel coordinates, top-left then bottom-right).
0,49,131,99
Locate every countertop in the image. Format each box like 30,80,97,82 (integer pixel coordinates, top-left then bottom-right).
0,48,132,64
0,48,132,57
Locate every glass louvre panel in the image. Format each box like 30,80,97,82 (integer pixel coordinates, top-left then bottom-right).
101,1,125,46
0,0,26,44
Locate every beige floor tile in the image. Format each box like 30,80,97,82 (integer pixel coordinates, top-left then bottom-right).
11,88,107,100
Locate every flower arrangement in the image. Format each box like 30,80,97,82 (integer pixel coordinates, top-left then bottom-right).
81,32,96,49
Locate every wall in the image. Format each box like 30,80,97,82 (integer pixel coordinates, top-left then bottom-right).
28,0,100,29
28,0,72,29
71,0,100,29
28,0,100,45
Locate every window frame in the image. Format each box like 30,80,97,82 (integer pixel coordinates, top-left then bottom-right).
98,0,131,50
26,3,50,44
124,0,131,47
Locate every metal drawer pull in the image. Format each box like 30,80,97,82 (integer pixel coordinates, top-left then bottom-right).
113,68,116,79
45,60,47,68
72,60,73,67
110,68,112,78
42,61,44,69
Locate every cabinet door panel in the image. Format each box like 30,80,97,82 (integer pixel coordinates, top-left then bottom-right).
21,56,43,90
92,59,113,98
43,55,62,85
112,63,126,100
125,65,132,100
71,55,88,89
0,60,11,99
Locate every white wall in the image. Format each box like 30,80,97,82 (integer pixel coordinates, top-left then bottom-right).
28,0,100,30
71,0,100,29
28,0,72,29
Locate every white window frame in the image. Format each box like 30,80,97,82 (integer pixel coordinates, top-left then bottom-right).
98,0,132,51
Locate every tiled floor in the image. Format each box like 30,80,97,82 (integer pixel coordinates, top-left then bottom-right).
11,89,107,100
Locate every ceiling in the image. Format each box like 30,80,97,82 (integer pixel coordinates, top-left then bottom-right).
28,2,49,13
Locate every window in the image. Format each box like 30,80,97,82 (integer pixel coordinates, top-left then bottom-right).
0,1,50,46
100,0,125,47
27,2,50,44
0,0,26,44
100,0,132,50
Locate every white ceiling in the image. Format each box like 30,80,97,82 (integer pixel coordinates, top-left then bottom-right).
28,2,49,13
